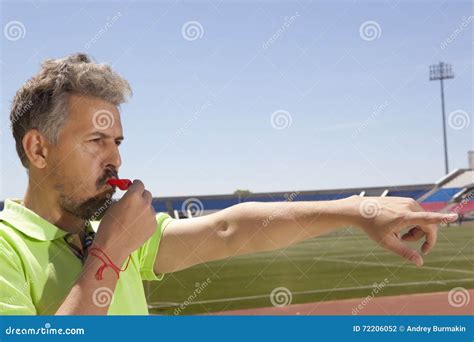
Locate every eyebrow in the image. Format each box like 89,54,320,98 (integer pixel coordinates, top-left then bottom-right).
87,131,124,141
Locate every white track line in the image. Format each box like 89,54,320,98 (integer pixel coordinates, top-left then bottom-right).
316,257,474,275
148,277,474,308
312,252,387,259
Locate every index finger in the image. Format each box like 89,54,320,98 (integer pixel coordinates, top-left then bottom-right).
405,211,458,225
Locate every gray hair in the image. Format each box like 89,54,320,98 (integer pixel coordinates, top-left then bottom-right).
10,53,132,168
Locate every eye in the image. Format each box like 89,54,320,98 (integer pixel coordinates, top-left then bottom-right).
90,138,102,143
115,140,122,146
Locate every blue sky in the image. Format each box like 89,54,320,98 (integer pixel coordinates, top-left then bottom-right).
1,0,472,198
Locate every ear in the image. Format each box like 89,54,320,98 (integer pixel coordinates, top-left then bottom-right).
22,129,49,169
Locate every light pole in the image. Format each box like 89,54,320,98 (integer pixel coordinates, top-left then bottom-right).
429,62,454,175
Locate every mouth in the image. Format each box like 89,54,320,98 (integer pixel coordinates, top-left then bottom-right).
106,176,117,187
98,169,119,189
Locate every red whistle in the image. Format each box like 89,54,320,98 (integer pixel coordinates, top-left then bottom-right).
107,178,132,190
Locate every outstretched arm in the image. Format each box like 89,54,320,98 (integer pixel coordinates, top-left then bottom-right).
154,196,458,274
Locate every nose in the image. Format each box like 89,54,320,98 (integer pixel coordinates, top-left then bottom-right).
104,144,122,170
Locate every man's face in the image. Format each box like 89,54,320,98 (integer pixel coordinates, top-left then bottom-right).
45,94,124,221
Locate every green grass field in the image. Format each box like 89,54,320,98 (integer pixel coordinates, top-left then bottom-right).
146,222,474,315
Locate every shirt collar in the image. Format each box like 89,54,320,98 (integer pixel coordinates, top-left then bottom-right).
0,198,94,241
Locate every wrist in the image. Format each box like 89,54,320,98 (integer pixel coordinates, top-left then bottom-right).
89,240,129,267
304,196,362,236
334,195,365,229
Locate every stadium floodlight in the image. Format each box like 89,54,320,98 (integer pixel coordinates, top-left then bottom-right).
429,62,455,175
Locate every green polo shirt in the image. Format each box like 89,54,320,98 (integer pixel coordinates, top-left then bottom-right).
0,199,173,315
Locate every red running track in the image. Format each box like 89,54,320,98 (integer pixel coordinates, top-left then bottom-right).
206,290,474,315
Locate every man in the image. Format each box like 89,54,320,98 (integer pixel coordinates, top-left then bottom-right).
0,54,458,315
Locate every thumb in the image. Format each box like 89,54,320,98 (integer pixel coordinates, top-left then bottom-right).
382,234,424,267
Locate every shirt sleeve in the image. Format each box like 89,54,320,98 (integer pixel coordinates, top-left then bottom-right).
134,212,174,281
0,236,37,315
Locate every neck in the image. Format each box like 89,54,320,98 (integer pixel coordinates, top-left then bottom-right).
22,180,85,234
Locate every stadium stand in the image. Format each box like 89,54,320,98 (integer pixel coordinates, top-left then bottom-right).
153,168,473,220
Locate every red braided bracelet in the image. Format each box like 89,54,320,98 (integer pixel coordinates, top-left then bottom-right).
89,247,131,280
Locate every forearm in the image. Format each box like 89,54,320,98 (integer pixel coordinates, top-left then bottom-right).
55,242,126,315
158,195,456,272
221,196,359,255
